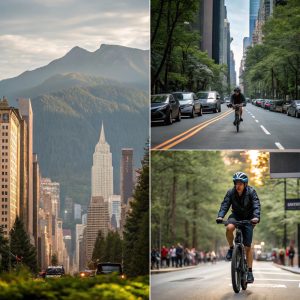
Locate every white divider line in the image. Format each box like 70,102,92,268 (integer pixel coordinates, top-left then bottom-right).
226,277,300,282
275,142,285,150
228,283,287,288
260,125,271,135
252,115,255,119
256,120,259,123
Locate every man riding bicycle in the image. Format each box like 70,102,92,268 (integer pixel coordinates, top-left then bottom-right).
216,172,260,283
230,87,246,125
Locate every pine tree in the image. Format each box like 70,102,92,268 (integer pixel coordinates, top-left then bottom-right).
51,254,58,266
9,217,38,273
92,230,106,263
0,227,9,272
123,145,149,277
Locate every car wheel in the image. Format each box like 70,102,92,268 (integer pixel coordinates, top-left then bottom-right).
190,107,195,118
176,110,181,122
295,111,298,118
297,111,300,118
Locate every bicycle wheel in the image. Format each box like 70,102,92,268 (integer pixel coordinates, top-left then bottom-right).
235,114,239,132
231,246,242,293
241,258,248,290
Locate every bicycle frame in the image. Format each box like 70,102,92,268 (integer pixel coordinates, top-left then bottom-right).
233,104,243,132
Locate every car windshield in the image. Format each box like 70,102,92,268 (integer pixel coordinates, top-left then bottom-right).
173,93,193,101
98,265,121,273
151,95,168,103
197,92,215,99
46,268,63,275
295,100,300,105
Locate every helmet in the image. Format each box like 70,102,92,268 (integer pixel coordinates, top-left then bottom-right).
233,172,248,184
234,87,241,92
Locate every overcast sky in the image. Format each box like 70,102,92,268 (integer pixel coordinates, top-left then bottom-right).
225,0,249,84
0,0,149,80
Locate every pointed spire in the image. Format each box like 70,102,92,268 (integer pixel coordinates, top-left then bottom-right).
99,122,106,144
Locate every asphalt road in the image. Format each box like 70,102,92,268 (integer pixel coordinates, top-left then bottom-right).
151,261,300,300
151,104,300,150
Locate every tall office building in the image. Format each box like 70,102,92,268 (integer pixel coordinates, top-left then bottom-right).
230,51,237,88
74,203,82,220
86,196,110,262
32,153,40,247
91,123,113,201
108,195,121,228
64,196,74,223
75,223,86,272
0,98,22,236
250,0,260,42
120,148,134,205
18,98,34,243
40,178,60,218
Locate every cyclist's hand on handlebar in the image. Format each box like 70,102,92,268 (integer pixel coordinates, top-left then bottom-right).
251,218,259,226
216,217,223,224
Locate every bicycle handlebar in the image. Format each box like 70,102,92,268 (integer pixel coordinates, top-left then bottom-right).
216,220,253,226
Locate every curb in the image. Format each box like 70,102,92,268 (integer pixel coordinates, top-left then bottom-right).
151,265,199,274
273,263,300,275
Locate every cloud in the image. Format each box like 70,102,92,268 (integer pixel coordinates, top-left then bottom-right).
0,0,149,80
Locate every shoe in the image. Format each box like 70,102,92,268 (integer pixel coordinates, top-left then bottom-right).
247,271,254,283
240,118,243,122
226,248,233,260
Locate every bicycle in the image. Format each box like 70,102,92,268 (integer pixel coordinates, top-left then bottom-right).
233,104,243,133
217,220,251,293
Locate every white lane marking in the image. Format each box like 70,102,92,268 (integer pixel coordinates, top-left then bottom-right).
260,125,271,135
256,272,300,276
256,120,259,123
252,116,255,118
226,277,300,282
228,283,287,288
275,142,285,150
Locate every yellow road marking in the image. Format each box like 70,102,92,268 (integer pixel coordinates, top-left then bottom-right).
152,109,234,150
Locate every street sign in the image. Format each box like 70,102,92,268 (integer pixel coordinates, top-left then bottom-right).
285,199,300,210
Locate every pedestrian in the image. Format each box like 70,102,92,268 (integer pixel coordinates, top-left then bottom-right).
211,250,217,264
151,248,160,270
288,245,295,267
279,249,285,265
161,245,168,268
171,245,176,267
176,243,183,267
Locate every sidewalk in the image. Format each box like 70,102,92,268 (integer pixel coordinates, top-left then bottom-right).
273,263,300,275
151,263,218,274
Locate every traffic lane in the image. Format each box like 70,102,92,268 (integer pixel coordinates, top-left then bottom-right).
171,105,276,149
151,261,300,300
245,105,300,149
151,105,230,148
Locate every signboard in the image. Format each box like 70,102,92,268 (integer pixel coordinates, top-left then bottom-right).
270,153,300,178
285,199,300,210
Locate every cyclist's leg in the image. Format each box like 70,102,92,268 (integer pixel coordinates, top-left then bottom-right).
242,224,254,268
226,215,237,247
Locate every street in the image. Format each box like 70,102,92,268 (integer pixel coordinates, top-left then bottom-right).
151,261,300,300
151,104,300,150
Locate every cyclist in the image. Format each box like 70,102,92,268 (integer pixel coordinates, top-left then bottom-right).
216,172,260,283
230,87,246,125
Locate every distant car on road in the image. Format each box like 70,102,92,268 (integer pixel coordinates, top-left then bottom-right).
282,100,292,114
255,99,263,107
196,91,221,113
45,265,65,278
224,96,230,104
151,94,181,125
287,100,300,118
270,100,284,113
96,263,125,279
172,92,202,118
264,99,272,110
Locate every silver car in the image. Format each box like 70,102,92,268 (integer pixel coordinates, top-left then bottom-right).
172,92,202,118
196,91,221,113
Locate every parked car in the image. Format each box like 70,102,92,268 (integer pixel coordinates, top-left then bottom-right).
196,91,221,113
287,100,300,117
45,265,65,278
251,99,257,105
256,99,263,107
96,263,125,279
282,100,292,114
172,92,202,118
151,94,181,125
79,269,95,278
246,97,251,103
264,99,272,110
270,100,284,112
224,96,231,104
260,99,266,108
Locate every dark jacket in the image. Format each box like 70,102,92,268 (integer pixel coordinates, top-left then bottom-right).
217,186,260,221
231,93,246,105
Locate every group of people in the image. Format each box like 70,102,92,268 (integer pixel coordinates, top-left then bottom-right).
272,245,296,267
151,244,217,270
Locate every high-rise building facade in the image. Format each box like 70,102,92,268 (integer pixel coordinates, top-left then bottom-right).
64,196,74,223
250,0,260,42
0,98,22,236
120,148,133,205
86,196,110,262
32,153,40,247
91,124,113,201
230,51,237,88
108,195,121,228
75,223,86,272
74,203,82,220
40,178,60,218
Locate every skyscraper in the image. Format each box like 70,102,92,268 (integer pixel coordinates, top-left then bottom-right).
86,196,110,262
250,0,260,42
91,123,113,201
108,195,121,228
40,178,60,218
120,148,134,205
0,98,22,236
18,98,34,243
32,153,40,247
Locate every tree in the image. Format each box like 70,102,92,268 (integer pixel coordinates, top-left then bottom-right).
51,254,58,266
123,146,149,277
0,227,9,272
92,230,105,263
9,217,38,273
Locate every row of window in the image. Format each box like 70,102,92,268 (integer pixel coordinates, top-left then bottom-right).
1,159,8,162
1,191,8,195
1,132,8,136
1,124,9,129
2,217,7,222
1,224,8,228
1,139,8,143
2,146,8,149
1,204,8,208
2,211,8,215
1,178,8,182
1,185,8,188
1,166,8,169
2,152,8,156
1,198,8,202
1,172,8,175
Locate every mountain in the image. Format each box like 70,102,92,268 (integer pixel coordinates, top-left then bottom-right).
30,73,148,207
0,44,149,99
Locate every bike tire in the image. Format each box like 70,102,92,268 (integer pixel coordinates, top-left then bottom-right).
231,246,242,293
241,258,248,290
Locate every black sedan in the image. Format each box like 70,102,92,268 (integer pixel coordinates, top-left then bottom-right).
172,92,202,118
287,100,300,118
151,94,181,125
